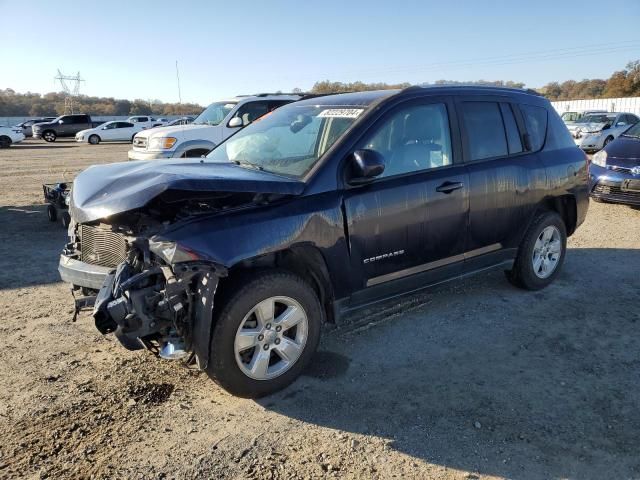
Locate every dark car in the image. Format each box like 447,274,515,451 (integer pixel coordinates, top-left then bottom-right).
32,114,105,142
59,86,588,397
14,117,56,137
588,121,640,205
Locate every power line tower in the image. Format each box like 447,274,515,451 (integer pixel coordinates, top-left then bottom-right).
54,69,84,114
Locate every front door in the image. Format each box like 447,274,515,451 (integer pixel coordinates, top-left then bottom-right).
343,97,469,302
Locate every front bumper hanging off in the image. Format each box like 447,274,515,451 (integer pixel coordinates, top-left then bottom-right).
75,258,226,367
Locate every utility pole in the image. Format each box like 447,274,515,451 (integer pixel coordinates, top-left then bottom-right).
55,70,84,114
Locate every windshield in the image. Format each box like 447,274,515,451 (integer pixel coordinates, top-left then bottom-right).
194,102,237,126
561,112,580,122
582,114,615,124
622,123,640,138
206,104,365,178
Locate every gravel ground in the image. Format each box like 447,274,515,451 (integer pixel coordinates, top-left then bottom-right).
0,139,639,480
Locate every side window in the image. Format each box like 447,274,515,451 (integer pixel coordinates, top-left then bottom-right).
520,104,548,151
121,122,134,128
76,115,89,124
104,123,117,129
233,101,270,125
357,103,452,178
460,102,508,161
629,115,639,124
500,103,523,154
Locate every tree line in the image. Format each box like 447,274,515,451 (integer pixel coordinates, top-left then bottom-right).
0,90,203,117
2,59,639,116
308,60,640,100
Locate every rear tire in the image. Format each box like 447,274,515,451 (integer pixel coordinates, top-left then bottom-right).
506,211,567,290
206,270,322,398
88,134,100,145
47,204,58,222
43,131,56,142
0,136,11,148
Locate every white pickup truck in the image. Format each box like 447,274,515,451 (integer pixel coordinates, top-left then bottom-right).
128,94,300,160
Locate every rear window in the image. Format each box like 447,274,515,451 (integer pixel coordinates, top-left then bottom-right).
520,105,548,151
461,102,508,161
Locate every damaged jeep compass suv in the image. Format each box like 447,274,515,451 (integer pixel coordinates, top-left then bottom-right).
59,86,588,398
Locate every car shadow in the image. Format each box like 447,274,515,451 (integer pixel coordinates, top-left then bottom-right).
0,204,68,290
258,247,640,479
9,144,76,149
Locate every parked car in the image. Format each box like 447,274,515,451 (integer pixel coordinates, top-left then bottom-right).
126,116,164,128
128,94,301,160
75,121,148,144
0,125,26,148
589,121,640,206
32,114,106,142
14,117,56,137
163,116,195,127
569,112,639,152
560,110,606,127
60,86,588,398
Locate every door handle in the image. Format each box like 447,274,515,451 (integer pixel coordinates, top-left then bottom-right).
436,181,464,194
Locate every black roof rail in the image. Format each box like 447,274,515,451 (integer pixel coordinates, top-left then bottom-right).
400,84,542,96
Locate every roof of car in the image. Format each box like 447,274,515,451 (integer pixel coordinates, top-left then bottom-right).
294,85,544,108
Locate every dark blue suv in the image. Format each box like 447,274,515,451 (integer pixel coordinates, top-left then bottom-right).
60,86,589,397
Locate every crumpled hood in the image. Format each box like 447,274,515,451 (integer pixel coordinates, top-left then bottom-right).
70,159,305,223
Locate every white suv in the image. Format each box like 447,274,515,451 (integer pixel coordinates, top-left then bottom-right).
128,94,301,160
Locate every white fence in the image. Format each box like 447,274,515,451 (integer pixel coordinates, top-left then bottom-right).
551,97,640,115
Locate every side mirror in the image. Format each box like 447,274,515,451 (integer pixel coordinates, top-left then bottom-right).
616,122,626,127
58,120,64,124
347,149,385,185
228,117,243,128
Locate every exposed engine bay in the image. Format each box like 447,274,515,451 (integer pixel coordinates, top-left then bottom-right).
63,191,290,364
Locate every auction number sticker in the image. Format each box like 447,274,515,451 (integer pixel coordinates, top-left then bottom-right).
318,108,364,118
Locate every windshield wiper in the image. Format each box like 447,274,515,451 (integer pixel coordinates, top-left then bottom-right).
232,160,264,171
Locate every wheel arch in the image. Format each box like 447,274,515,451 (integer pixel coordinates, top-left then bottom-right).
216,245,336,325
538,194,578,236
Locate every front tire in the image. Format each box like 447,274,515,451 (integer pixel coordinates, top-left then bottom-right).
206,270,322,398
88,134,100,145
42,131,56,142
0,136,11,148
507,211,567,290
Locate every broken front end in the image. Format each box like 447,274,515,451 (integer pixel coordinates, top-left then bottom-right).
62,218,226,366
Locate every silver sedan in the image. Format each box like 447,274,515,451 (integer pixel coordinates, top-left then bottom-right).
569,112,640,152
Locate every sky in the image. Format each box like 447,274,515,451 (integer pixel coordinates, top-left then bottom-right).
1,0,639,106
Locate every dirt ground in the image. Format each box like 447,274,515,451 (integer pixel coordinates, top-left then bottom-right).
0,139,639,480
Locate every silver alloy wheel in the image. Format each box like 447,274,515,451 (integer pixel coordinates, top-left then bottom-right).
532,225,562,279
44,132,55,141
234,296,309,381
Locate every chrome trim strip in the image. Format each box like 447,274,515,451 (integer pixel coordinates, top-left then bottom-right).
366,243,502,287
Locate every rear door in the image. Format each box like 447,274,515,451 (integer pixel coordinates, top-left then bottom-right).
343,96,470,300
456,96,546,267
